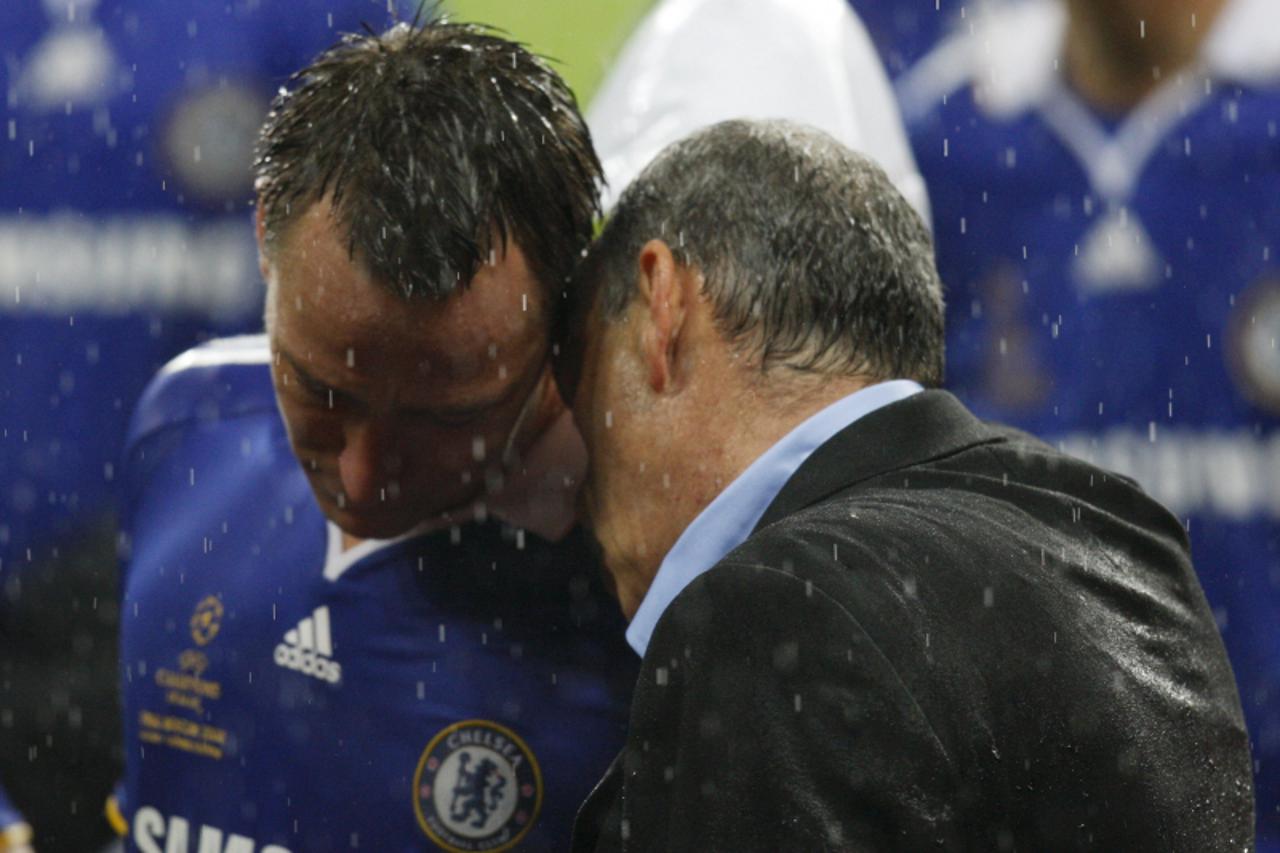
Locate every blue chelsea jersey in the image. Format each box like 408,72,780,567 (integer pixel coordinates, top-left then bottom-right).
904,0,1280,840
119,337,637,852
845,0,963,78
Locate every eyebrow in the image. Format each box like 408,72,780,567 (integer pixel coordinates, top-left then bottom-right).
277,345,519,420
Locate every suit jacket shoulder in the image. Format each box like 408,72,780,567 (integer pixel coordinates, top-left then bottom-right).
581,391,1252,852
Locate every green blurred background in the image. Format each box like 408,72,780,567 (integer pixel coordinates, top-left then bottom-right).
445,1,657,106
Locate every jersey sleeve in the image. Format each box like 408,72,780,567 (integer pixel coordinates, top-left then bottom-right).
118,335,275,573
587,0,930,224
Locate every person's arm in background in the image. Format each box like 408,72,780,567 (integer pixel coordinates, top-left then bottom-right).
587,0,930,224
0,783,33,853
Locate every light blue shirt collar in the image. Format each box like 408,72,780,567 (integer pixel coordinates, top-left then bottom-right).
625,379,923,656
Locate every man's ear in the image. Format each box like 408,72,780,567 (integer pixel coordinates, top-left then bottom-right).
635,239,694,394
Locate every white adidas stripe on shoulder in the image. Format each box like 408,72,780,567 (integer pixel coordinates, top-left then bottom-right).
158,334,271,378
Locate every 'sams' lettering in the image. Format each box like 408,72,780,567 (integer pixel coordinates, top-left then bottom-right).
133,806,291,853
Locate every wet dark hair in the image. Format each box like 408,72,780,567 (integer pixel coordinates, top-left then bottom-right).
254,17,602,300
575,119,944,386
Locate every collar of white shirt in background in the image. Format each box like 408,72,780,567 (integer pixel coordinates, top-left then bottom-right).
625,379,923,656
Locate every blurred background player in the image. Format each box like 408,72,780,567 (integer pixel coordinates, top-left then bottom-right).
116,19,634,851
900,0,1280,844
588,0,930,219
0,2,402,849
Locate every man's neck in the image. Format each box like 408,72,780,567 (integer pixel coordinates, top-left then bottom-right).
1063,0,1228,113
681,373,873,527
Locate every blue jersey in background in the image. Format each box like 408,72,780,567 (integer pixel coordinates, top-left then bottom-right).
118,337,636,852
0,4,406,848
0,0,403,578
902,0,1280,844
847,0,974,78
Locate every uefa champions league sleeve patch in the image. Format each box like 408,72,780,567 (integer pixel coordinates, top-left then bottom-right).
189,595,225,646
412,720,543,852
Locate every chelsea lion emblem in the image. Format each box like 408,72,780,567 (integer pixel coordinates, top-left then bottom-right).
413,720,543,852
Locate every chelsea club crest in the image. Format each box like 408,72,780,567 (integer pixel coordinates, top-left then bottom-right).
413,720,543,852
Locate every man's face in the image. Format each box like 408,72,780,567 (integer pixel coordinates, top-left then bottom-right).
568,298,680,618
263,200,550,539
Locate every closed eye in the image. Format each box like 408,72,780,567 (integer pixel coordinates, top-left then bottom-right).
401,405,486,428
280,352,357,411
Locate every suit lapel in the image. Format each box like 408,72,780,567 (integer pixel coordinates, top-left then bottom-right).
572,751,625,852
753,390,998,532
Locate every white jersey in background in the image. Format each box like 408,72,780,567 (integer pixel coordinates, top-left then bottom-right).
588,0,930,224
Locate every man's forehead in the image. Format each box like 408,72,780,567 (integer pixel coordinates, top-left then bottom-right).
268,198,549,368
278,282,546,380
284,299,544,376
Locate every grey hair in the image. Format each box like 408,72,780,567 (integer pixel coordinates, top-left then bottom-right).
577,119,944,385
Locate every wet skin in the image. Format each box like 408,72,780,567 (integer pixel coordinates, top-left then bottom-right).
262,199,557,541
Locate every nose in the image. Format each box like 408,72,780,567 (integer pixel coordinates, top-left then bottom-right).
337,419,404,506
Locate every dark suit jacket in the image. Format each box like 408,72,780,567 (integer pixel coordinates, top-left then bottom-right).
574,391,1252,852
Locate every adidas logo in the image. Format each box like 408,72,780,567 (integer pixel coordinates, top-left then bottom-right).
274,606,342,684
